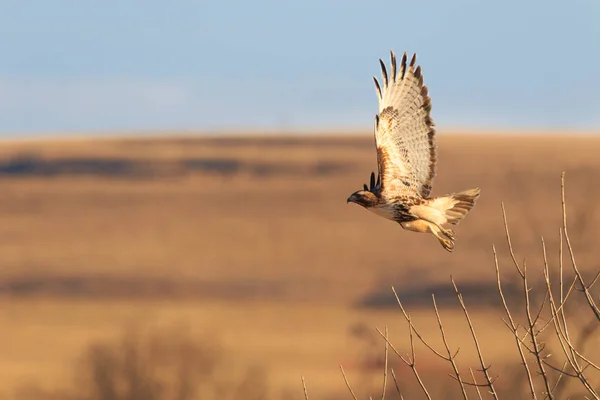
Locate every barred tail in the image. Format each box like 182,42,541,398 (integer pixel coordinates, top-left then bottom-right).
443,187,481,225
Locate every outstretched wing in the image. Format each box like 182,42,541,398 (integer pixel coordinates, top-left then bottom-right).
373,51,436,199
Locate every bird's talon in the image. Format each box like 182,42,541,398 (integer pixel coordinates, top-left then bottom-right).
442,239,455,252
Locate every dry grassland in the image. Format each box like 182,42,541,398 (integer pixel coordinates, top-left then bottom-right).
0,132,599,399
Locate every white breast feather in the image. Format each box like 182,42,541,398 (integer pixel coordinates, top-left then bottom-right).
367,204,396,221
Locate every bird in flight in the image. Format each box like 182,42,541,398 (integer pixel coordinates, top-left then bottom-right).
347,50,480,252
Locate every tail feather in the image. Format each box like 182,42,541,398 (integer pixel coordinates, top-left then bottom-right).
443,187,481,225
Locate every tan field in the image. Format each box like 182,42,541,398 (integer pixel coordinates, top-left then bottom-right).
0,132,599,399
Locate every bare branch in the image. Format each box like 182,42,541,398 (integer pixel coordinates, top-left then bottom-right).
340,365,359,400
448,374,495,388
537,234,578,337
432,294,469,399
408,321,432,400
391,287,448,359
561,171,600,321
375,327,407,362
521,242,553,399
501,202,524,277
545,259,584,390
376,324,431,400
470,368,483,400
381,326,389,400
551,360,572,396
538,172,600,399
587,270,600,290
390,369,404,400
451,277,499,400
493,244,537,399
301,375,309,400
543,359,578,378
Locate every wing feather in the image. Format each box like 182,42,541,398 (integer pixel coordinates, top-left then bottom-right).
379,59,388,88
373,50,436,199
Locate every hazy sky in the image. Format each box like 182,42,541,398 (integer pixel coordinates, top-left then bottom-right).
0,0,599,136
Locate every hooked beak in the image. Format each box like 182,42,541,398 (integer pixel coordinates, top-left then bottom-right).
347,194,357,204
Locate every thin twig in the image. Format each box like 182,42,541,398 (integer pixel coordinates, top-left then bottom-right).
531,287,550,335
561,171,600,321
402,319,432,400
542,234,571,396
447,375,494,388
376,325,431,400
558,173,600,398
501,202,524,277
543,243,600,373
503,202,551,395
587,271,600,289
432,294,469,399
301,375,309,400
390,369,404,400
391,287,448,359
493,244,537,399
470,368,483,400
540,174,600,399
559,228,564,307
551,360,571,396
381,326,389,400
574,319,600,368
537,273,578,336
553,322,600,373
340,365,359,400
522,242,553,399
376,327,407,361
451,277,499,400
543,359,578,377
545,255,582,386
546,269,600,398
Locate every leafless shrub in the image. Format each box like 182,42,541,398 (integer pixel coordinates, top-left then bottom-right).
305,172,599,399
16,324,269,400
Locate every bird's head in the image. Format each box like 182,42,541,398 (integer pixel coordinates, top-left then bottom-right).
347,189,378,208
347,171,380,208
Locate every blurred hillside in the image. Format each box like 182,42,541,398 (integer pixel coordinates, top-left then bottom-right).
0,132,599,398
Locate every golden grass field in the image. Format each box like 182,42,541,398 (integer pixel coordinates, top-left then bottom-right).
0,132,599,399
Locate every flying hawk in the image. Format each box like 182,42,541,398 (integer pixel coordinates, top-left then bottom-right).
347,50,480,252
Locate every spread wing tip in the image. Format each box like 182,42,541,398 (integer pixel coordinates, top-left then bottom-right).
374,50,423,101
401,52,408,79
386,50,416,82
410,53,417,67
378,59,388,88
373,76,382,99
390,50,396,81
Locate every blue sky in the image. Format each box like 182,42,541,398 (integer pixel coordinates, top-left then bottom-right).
0,0,598,136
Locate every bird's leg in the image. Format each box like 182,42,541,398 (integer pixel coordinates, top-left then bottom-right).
431,226,454,252
400,219,454,252
400,219,431,233
438,226,455,241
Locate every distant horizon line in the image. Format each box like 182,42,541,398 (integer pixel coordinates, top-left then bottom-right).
0,126,598,143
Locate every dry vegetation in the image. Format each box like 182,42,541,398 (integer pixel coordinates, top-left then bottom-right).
0,132,599,399
326,173,600,399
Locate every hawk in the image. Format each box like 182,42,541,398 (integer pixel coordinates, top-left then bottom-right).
347,50,480,252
